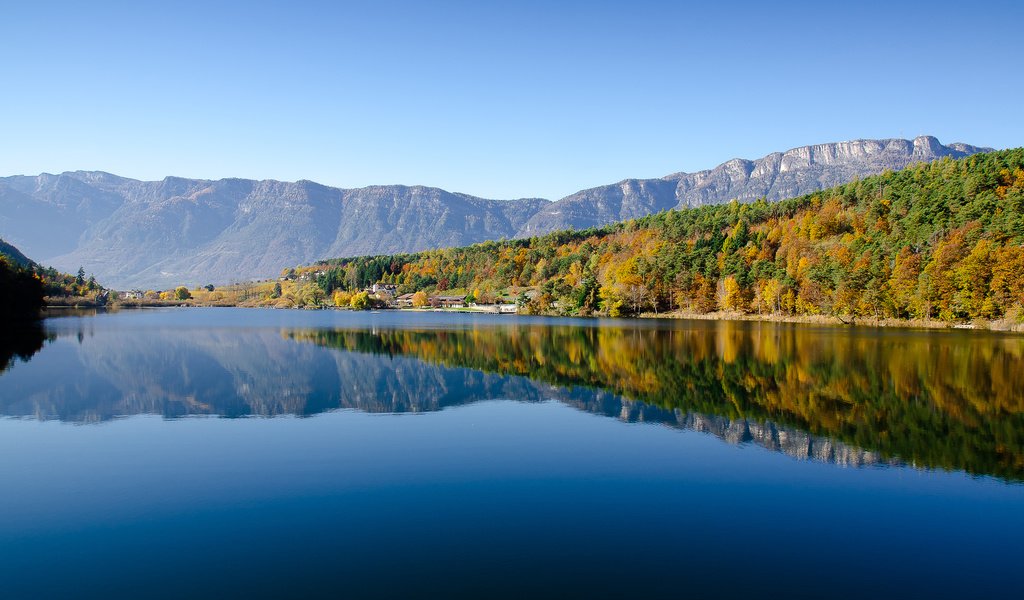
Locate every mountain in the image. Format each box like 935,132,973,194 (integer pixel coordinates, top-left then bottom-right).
0,174,545,288
517,136,992,235
0,136,990,288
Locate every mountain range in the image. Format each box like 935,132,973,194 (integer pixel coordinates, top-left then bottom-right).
0,135,991,289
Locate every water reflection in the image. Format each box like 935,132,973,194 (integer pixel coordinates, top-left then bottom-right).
291,324,1024,480
0,323,49,374
1,314,1022,480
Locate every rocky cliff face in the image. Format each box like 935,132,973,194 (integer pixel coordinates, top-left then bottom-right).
0,136,990,288
517,136,991,235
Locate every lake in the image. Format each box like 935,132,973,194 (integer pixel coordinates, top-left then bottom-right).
1,308,1022,599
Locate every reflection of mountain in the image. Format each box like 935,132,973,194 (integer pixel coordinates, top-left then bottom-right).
559,389,892,468
0,328,550,421
0,323,891,471
1,319,1020,480
292,325,1024,481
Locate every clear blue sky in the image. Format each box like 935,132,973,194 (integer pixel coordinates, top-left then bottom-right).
2,0,1021,200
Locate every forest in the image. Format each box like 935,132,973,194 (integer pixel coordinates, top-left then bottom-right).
302,149,1024,324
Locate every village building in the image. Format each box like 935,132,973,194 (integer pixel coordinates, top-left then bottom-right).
369,283,398,297
430,295,466,308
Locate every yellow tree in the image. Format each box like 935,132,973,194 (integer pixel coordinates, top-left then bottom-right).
953,239,993,318
921,223,977,320
350,291,371,310
721,276,744,312
333,289,352,307
989,245,1024,316
888,246,922,318
760,279,782,314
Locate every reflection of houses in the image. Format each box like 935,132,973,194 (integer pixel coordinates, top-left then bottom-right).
430,295,466,308
396,293,416,307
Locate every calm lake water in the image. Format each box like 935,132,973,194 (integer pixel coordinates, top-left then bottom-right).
1,308,1022,599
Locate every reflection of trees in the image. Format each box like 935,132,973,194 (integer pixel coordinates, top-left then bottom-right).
5,317,1022,480
0,323,48,374
291,323,1024,481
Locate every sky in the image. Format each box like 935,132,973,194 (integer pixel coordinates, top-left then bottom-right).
2,0,1022,200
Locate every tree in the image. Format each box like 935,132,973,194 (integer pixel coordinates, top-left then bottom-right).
333,289,352,307
174,286,191,301
888,247,922,318
411,291,428,307
761,279,782,314
574,273,600,315
721,276,744,311
298,282,326,307
350,291,371,310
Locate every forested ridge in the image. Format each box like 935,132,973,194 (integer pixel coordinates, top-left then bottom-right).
307,149,1024,323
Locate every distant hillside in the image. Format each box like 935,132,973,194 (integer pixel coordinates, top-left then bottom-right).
0,136,990,289
309,148,1024,325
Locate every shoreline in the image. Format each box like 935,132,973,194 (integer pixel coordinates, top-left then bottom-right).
641,309,1024,333
54,301,1024,333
